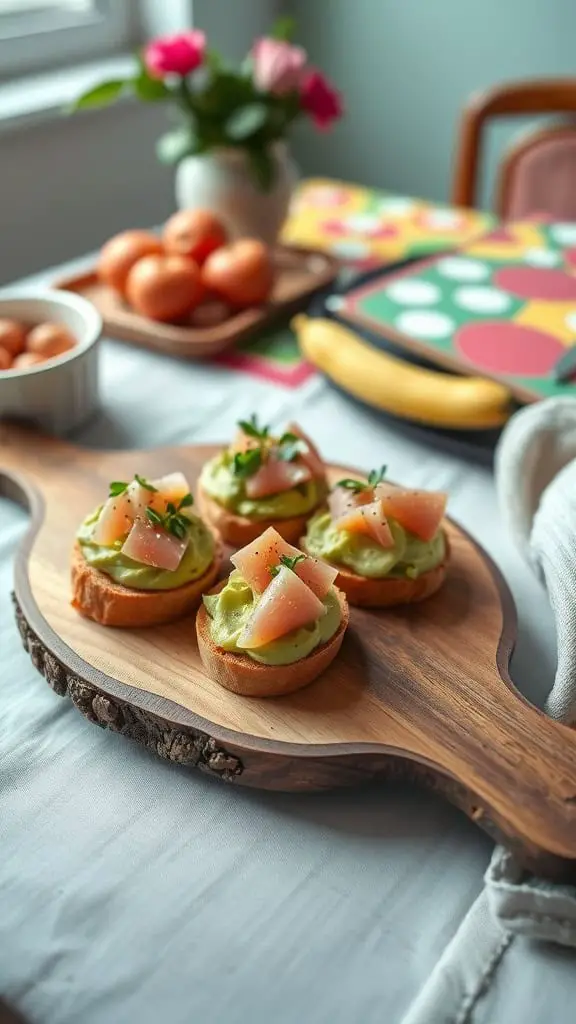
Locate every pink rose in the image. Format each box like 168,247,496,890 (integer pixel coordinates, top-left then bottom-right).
300,69,343,130
252,37,307,96
145,30,206,79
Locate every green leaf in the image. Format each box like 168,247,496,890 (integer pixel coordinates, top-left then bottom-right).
146,507,164,527
233,449,262,479
205,49,224,72
367,465,387,487
280,553,306,571
271,15,296,41
109,481,128,497
70,79,126,112
178,493,194,509
133,69,170,103
238,414,269,439
277,436,305,462
225,103,268,141
336,478,368,493
156,126,197,165
246,147,276,192
135,473,158,492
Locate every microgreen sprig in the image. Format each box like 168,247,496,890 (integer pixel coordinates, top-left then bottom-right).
108,473,158,498
237,413,270,441
146,493,194,540
336,465,387,494
276,432,305,463
269,553,307,578
233,448,262,479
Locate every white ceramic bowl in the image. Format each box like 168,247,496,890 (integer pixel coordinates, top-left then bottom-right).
0,289,102,434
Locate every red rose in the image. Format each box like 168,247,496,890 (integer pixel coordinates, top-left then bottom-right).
145,30,206,79
300,69,343,130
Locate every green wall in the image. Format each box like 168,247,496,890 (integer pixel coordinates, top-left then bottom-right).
290,0,576,208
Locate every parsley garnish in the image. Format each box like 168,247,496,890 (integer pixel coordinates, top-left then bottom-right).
145,493,194,540
109,481,128,498
368,465,387,487
233,448,262,478
237,414,270,440
336,466,387,493
108,473,160,498
277,432,305,463
135,474,158,493
269,553,307,578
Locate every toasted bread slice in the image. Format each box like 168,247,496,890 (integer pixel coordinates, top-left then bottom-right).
197,483,319,547
300,532,449,608
196,582,349,697
71,539,222,627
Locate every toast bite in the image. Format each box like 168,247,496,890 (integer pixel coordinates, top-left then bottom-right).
302,466,449,608
197,416,328,546
72,470,222,627
197,527,349,697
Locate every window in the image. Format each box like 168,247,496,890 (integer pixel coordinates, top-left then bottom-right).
0,0,136,77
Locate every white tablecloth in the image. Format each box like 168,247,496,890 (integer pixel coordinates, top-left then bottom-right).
1,263,574,1023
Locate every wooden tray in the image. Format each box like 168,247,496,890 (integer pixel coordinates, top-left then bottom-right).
2,425,576,880
56,246,338,359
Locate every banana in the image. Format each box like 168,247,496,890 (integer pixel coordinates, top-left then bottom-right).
293,315,512,431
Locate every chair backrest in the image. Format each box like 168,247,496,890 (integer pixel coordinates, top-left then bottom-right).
451,79,576,218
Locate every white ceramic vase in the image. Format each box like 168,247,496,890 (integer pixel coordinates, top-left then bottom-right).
175,143,298,245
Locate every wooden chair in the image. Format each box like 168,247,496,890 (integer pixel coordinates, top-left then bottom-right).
452,79,576,219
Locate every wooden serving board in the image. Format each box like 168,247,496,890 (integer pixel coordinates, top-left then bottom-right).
56,246,338,359
2,425,576,880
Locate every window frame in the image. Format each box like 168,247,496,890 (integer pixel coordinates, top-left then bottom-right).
0,0,137,79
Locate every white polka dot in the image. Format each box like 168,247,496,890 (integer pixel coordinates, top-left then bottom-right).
396,310,455,339
345,214,382,233
550,223,576,246
436,257,490,282
376,197,416,217
386,279,441,306
524,247,562,267
330,240,371,260
423,209,463,229
564,312,576,333
453,286,512,314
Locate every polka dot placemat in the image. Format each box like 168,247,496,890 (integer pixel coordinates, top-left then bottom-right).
337,219,576,402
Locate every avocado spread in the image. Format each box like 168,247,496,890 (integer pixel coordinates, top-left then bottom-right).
304,512,445,579
77,508,215,591
203,570,341,665
199,450,326,520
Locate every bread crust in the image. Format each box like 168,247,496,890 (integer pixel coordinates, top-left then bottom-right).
196,583,349,697
197,482,320,547
301,532,449,608
71,539,222,627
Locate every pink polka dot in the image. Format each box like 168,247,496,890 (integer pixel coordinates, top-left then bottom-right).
477,227,516,243
495,266,576,301
455,321,564,377
321,219,347,236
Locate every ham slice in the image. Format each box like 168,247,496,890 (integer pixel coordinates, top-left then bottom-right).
231,527,301,593
236,565,326,649
328,483,372,521
338,498,394,549
296,557,338,599
245,455,311,499
375,486,447,542
92,472,193,546
286,422,326,479
232,526,337,598
150,472,190,512
121,517,188,572
93,489,138,546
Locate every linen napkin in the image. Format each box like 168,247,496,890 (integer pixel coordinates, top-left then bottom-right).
489,396,576,945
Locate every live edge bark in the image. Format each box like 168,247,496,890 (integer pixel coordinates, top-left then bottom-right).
12,594,243,781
